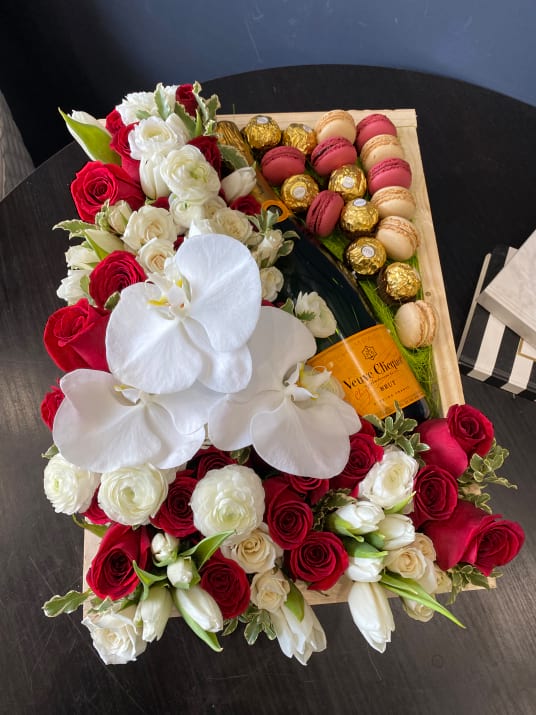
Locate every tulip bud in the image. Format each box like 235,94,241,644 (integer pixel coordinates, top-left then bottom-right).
167,556,194,587
151,532,179,565
348,581,395,653
134,586,173,642
220,167,257,202
174,584,223,632
329,502,384,536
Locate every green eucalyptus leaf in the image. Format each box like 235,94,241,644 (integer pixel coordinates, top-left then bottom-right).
222,618,239,636
43,589,91,617
58,109,120,164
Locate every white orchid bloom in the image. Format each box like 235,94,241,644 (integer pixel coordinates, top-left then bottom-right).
106,233,262,395
208,306,360,477
53,369,218,472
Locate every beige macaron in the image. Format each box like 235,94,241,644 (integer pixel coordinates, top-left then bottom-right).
375,216,420,261
360,134,405,173
314,109,357,144
370,186,417,219
394,300,438,348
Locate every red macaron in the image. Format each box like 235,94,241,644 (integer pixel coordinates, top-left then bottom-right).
310,137,358,177
261,146,306,185
305,190,344,237
355,113,397,152
366,158,412,195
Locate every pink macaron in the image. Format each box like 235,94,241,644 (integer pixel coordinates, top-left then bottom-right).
355,113,397,152
260,145,306,185
310,137,358,177
366,158,412,195
305,190,344,237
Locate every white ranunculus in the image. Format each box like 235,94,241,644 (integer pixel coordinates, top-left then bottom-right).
56,269,92,304
106,233,262,395
348,581,395,653
134,586,173,642
260,266,284,302
270,600,327,665
221,523,283,573
174,584,223,632
384,545,428,580
98,463,174,526
137,237,176,274
151,532,179,564
332,501,385,535
251,228,284,267
208,306,360,478
250,568,290,612
190,465,265,544
402,598,435,623
82,605,147,665
43,453,100,515
123,205,177,251
139,154,171,199
220,166,257,202
65,244,99,270
378,513,416,550
159,145,220,203
346,554,385,582
167,557,194,587
115,85,178,125
128,113,189,160
294,291,337,338
358,447,418,510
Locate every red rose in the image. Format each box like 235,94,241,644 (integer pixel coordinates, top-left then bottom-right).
264,477,313,549
43,298,109,372
411,464,459,529
70,161,145,223
89,251,146,310
105,108,125,135
152,196,170,211
192,447,237,481
109,123,140,181
40,384,65,430
176,84,198,116
188,135,222,176
200,552,250,619
229,195,262,215
422,500,525,576
150,470,197,537
286,531,349,591
417,418,469,477
330,431,384,496
85,523,151,600
281,475,329,504
81,487,109,525
447,404,494,458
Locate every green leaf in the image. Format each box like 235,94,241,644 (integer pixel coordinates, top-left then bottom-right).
296,310,316,322
280,298,295,314
43,589,91,617
172,101,197,136
41,444,59,460
71,514,108,539
132,562,168,600
58,109,120,164
180,531,234,569
244,619,263,645
342,538,386,559
104,291,121,311
54,219,96,238
154,83,173,120
172,591,223,652
285,580,305,622
229,447,251,465
79,273,91,298
218,143,249,170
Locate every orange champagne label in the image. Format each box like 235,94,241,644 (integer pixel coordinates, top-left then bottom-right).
308,324,425,419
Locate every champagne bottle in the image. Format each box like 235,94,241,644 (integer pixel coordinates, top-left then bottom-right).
277,226,430,422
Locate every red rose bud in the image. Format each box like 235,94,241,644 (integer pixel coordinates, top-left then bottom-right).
89,251,146,310
85,523,151,600
188,135,222,176
150,470,197,538
43,298,110,372
109,123,141,181
417,418,469,477
70,161,145,223
105,108,125,135
264,476,313,549
192,447,237,481
281,475,330,504
422,500,525,576
286,531,349,591
81,487,109,525
40,384,65,430
176,84,198,116
446,404,494,458
229,195,262,216
330,431,384,496
200,552,250,619
411,464,459,529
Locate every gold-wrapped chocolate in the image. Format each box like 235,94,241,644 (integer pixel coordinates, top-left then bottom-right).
242,115,281,151
280,174,319,212
339,198,379,238
378,262,422,304
344,237,387,276
282,123,317,155
328,165,367,201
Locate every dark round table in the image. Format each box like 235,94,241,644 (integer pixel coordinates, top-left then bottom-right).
1,66,535,715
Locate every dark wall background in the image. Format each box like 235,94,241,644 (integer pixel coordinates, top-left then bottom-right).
1,0,534,165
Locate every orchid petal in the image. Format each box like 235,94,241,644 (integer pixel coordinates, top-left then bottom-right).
208,391,282,451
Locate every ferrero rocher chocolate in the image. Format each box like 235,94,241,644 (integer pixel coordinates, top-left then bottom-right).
378,262,422,304
344,237,387,276
282,123,317,155
328,165,367,201
242,115,281,151
281,174,319,212
339,198,379,238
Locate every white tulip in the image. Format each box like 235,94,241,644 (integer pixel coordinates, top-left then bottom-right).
139,154,171,199
332,501,385,535
294,291,337,338
151,532,179,564
174,585,223,632
82,605,147,665
220,166,256,202
345,555,385,582
167,557,194,587
378,513,416,550
270,601,327,665
134,586,173,642
348,581,395,653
